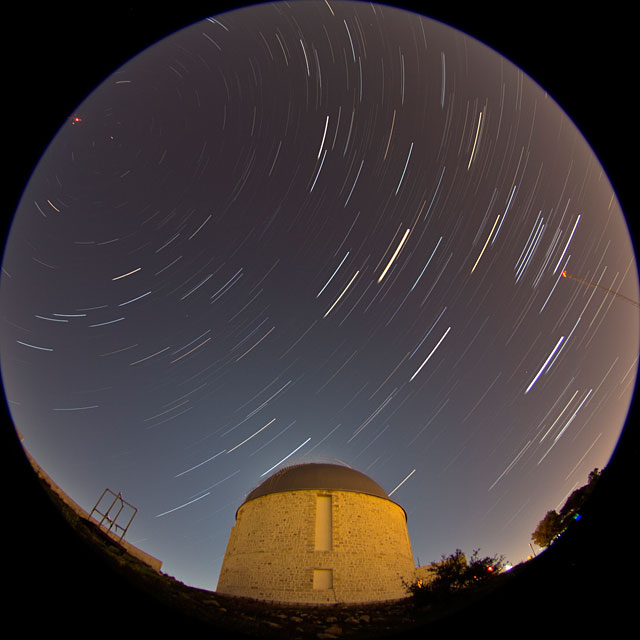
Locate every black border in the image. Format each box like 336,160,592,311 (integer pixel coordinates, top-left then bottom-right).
4,2,637,633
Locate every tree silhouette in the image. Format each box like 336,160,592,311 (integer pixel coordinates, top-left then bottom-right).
531,468,600,548
531,509,564,547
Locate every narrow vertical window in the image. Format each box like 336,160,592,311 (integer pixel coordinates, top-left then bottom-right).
314,495,332,551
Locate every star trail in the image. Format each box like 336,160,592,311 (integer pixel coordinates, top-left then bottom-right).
2,1,638,593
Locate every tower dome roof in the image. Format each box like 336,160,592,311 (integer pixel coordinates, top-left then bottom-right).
242,462,390,504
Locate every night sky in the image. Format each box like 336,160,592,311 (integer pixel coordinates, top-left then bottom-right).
2,2,638,592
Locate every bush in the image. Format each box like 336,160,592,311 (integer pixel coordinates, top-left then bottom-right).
405,549,506,605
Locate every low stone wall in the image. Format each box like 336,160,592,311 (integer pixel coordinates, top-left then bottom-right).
21,441,162,573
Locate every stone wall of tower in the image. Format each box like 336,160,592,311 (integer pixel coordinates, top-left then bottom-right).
216,489,414,604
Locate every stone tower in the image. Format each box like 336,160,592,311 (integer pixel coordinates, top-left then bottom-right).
216,462,415,604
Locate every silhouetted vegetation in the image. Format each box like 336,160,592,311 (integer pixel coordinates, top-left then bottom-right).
405,549,506,605
531,468,600,548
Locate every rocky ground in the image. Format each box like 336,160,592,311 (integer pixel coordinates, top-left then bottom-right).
30,471,519,638
71,521,518,640
12,461,632,637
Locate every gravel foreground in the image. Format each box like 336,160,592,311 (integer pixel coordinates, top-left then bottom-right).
37,474,508,639
12,456,631,637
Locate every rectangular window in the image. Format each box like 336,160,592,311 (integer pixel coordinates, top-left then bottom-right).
314,495,332,551
313,568,333,590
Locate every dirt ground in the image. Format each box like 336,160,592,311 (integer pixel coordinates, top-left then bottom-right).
32,474,519,638
12,463,631,637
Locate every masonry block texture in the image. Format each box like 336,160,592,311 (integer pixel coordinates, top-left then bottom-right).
217,469,415,604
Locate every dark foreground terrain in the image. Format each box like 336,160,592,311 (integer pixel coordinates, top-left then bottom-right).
14,464,516,639
7,426,633,637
